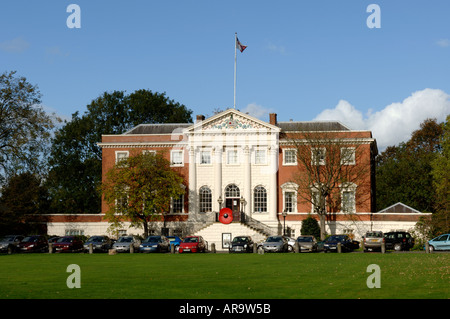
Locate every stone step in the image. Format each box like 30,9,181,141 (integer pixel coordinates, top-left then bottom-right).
193,222,269,251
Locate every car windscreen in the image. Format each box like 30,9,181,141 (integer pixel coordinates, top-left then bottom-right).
297,237,313,242
22,237,39,242
57,237,73,243
366,232,383,238
143,237,160,243
232,237,248,242
87,236,103,242
266,237,282,242
183,237,198,243
117,237,133,242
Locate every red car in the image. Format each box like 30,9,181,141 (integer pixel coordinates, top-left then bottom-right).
17,235,49,253
52,236,84,253
178,236,206,253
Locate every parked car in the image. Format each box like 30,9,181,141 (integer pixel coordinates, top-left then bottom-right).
363,231,384,252
261,236,288,253
0,235,24,254
139,235,170,253
178,236,206,253
384,231,415,251
229,236,254,253
167,236,182,252
427,234,450,252
48,236,60,244
297,235,322,252
284,236,296,252
112,236,141,253
17,235,48,253
52,236,84,253
323,235,356,252
83,235,112,253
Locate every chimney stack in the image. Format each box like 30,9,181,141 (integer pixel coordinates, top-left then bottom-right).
196,115,205,123
269,113,277,125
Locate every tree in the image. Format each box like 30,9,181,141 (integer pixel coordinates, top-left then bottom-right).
101,151,185,237
376,118,444,213
0,172,50,235
300,216,321,239
47,89,192,214
431,115,450,234
288,128,373,240
0,71,58,183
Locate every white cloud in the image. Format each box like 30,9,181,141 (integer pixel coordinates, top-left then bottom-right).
436,39,450,47
241,103,274,120
314,88,450,151
267,42,286,55
0,37,30,53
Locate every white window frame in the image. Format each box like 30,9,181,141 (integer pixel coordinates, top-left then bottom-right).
254,148,267,165
341,183,357,214
281,182,298,213
115,151,129,165
226,148,239,165
310,184,326,214
143,150,156,155
341,147,356,165
282,149,297,166
199,149,212,165
311,147,326,166
170,150,184,167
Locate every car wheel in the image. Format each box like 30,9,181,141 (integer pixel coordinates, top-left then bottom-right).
394,243,402,251
287,245,293,253
429,245,435,253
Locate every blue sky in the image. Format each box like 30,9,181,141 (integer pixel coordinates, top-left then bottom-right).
1,0,449,150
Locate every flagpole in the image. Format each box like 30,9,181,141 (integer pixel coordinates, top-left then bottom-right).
234,32,237,109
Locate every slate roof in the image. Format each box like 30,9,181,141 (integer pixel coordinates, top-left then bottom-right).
376,202,423,214
125,123,192,135
124,121,350,135
277,121,350,132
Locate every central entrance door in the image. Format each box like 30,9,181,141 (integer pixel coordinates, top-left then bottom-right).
225,184,240,222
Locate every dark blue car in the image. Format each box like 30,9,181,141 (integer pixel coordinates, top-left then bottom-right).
323,235,357,252
139,236,170,253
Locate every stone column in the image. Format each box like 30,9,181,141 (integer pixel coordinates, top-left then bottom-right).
214,147,222,212
269,146,278,221
243,146,252,217
188,147,197,216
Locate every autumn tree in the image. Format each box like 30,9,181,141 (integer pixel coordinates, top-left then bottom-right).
0,71,58,183
376,118,444,213
431,115,449,234
101,151,185,237
0,172,50,235
288,127,374,240
47,89,192,214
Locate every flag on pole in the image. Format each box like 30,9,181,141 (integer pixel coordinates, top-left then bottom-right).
236,37,247,52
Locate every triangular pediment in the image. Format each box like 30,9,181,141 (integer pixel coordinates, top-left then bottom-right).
185,108,280,133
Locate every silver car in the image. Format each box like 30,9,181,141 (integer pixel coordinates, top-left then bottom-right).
261,236,288,253
112,236,141,253
363,231,384,252
297,235,320,252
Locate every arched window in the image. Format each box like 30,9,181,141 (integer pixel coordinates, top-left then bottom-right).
225,184,240,198
253,186,267,213
199,186,212,213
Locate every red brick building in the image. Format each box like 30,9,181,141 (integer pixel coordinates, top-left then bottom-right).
46,109,429,245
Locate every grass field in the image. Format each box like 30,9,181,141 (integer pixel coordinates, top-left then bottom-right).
0,252,448,299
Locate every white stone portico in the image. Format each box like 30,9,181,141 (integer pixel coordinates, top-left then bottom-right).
184,108,280,226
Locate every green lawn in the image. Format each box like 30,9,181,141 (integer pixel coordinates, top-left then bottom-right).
0,252,448,299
